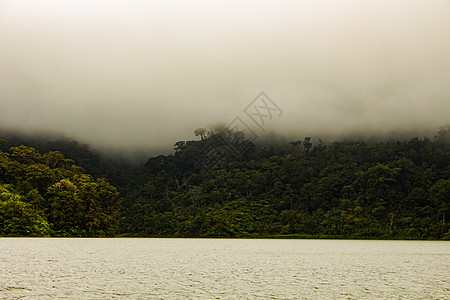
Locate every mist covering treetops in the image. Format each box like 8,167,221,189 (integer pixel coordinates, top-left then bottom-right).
2,1,450,150
0,124,449,239
122,124,449,239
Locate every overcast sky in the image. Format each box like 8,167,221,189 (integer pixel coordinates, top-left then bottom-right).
1,0,449,152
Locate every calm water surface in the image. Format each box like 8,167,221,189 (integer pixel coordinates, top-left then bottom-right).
0,238,449,299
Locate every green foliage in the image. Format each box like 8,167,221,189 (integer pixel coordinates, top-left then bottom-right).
2,126,449,240
0,184,50,236
0,143,119,237
120,129,450,240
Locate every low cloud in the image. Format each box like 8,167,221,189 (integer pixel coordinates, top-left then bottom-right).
1,0,449,152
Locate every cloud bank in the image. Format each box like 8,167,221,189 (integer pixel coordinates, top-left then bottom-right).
1,0,449,151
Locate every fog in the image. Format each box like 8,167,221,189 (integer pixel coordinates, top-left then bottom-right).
1,0,449,153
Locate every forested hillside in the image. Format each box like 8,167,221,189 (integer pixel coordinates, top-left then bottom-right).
122,125,450,239
1,125,449,239
0,140,120,237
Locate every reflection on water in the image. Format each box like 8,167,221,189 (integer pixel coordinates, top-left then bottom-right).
0,238,449,299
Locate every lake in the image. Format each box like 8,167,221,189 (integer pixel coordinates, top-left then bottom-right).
0,238,449,299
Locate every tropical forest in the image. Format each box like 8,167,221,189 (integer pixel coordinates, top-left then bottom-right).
1,125,449,239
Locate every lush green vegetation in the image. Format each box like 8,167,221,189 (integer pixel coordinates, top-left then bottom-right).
1,125,449,239
120,125,449,240
0,140,120,237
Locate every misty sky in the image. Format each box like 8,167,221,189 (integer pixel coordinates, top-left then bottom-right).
1,0,449,151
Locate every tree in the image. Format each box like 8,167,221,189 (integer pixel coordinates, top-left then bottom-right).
173,141,187,153
289,140,302,151
0,143,120,237
429,179,450,225
435,124,450,145
0,184,51,236
194,128,207,140
303,137,312,154
10,145,41,164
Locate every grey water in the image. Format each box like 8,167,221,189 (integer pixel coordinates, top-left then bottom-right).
0,238,449,299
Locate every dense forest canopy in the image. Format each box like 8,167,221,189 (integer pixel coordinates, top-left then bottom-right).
0,125,449,239
0,139,120,237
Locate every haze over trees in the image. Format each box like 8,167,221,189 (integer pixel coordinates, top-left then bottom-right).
1,125,449,239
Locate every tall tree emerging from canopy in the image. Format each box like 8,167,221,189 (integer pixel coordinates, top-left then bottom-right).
194,128,207,140
303,137,312,153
